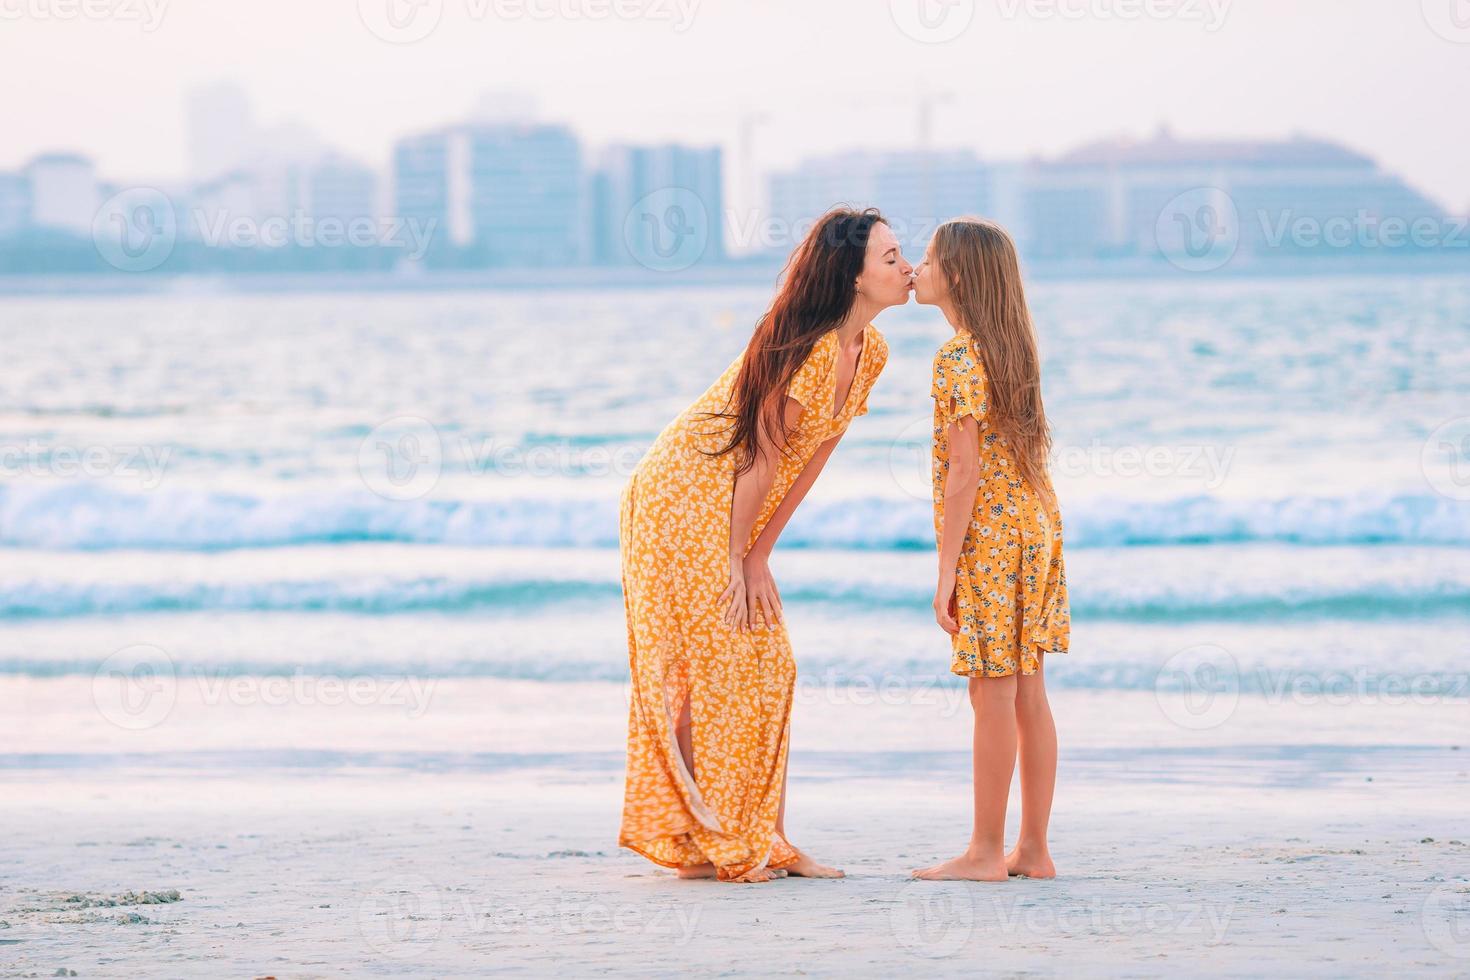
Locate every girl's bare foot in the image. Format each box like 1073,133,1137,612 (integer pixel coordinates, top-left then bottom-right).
675,863,716,879
1005,844,1056,879
783,851,845,878
911,849,1008,882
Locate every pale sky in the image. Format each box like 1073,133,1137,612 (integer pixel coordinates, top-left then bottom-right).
2,0,1467,213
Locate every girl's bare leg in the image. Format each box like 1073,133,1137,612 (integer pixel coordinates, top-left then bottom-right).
912,673,1018,881
1007,652,1058,878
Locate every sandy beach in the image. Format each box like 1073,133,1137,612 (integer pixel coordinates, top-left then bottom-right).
5,677,1467,977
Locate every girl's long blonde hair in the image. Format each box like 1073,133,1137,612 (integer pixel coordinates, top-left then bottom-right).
933,217,1057,511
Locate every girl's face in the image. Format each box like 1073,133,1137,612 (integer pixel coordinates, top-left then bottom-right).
856,222,915,309
912,239,948,307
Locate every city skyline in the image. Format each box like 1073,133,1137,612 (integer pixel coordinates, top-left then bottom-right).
2,0,1468,218
3,108,1461,278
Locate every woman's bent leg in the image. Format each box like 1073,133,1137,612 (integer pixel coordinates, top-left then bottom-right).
772,752,845,878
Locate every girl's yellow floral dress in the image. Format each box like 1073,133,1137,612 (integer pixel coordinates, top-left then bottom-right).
931,332,1070,677
619,324,887,880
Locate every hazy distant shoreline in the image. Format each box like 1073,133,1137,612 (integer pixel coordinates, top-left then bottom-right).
1,253,1466,296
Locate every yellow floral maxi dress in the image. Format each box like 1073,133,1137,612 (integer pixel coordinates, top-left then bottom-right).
619,324,888,879
931,332,1070,677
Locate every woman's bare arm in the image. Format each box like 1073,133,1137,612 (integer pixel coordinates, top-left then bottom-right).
718,397,804,631
727,427,844,631
747,429,841,561
934,414,982,634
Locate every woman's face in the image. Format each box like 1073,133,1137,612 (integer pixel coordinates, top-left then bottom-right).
912,239,948,307
856,222,914,309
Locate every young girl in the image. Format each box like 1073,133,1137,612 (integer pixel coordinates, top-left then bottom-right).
909,218,1070,882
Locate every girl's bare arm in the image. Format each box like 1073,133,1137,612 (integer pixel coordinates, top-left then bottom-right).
934,414,982,633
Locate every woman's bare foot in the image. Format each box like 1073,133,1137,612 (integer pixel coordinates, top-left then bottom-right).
783,851,845,878
675,863,716,879
911,849,1008,882
678,863,790,882
1005,844,1056,879
725,867,780,883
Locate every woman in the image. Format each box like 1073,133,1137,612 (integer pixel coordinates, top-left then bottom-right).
618,208,913,883
909,218,1070,882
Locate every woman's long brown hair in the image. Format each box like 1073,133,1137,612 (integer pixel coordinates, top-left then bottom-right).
932,217,1058,512
700,207,887,475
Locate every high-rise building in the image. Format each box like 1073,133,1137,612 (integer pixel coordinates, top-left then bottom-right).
1025,129,1448,260
186,81,256,182
0,173,29,239
591,143,724,266
393,122,584,267
394,132,457,253
187,170,267,244
24,154,98,237
767,150,990,251
185,150,378,249
306,153,378,229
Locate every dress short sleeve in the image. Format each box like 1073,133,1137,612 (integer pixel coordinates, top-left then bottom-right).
932,338,987,427
784,334,834,414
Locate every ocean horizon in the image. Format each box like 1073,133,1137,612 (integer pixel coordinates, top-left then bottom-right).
2,272,1466,701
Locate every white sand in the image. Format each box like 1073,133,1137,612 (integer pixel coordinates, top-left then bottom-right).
4,678,1468,977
